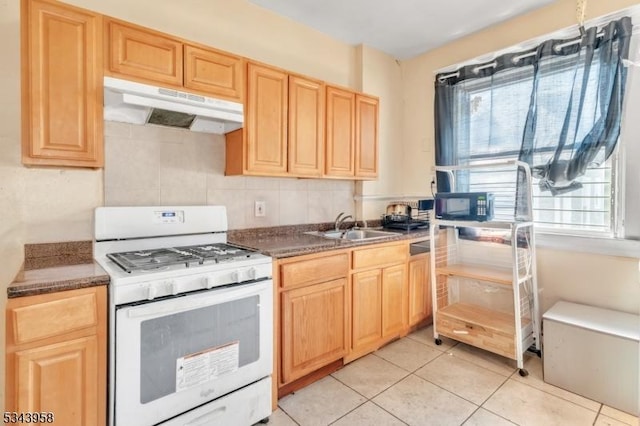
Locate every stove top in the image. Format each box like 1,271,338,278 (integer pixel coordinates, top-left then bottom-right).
106,243,260,273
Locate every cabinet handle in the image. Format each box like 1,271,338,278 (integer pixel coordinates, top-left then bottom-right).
453,329,469,335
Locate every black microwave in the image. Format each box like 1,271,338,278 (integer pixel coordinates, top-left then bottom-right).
434,192,494,221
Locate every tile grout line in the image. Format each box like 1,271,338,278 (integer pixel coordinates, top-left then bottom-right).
330,366,412,401
474,371,521,425
275,404,302,426
592,404,604,426
328,359,413,424
326,342,451,425
367,399,411,425
507,359,604,416
325,399,369,426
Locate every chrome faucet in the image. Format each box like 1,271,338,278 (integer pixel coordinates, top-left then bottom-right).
334,212,353,231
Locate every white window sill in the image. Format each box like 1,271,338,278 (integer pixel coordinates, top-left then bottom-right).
535,232,640,258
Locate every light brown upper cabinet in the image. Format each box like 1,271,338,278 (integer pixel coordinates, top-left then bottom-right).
21,0,104,167
226,63,324,177
105,19,183,87
226,62,288,175
355,94,379,178
326,86,379,179
288,75,325,177
183,44,244,102
325,86,355,177
105,19,243,102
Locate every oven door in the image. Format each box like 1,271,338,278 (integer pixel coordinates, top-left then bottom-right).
114,279,273,426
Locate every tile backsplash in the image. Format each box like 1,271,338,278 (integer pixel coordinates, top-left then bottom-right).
104,121,356,230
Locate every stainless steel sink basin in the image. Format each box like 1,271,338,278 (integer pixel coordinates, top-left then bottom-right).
305,229,398,241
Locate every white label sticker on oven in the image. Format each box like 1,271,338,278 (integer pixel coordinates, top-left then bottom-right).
175,341,240,392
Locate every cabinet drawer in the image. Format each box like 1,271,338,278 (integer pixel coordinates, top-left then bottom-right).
280,253,349,289
436,314,515,359
352,243,407,270
8,291,98,345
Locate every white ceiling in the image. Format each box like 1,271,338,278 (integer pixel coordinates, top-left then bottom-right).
248,0,557,60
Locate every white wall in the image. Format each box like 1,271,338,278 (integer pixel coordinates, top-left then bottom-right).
357,46,409,220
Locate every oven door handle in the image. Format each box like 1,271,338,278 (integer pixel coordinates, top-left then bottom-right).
125,281,270,319
127,300,214,318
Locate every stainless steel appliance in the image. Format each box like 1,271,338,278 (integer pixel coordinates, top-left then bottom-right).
434,192,494,221
94,206,273,426
381,199,432,231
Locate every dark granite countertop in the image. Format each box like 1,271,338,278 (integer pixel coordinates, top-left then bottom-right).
8,262,110,299
7,224,430,298
229,226,431,258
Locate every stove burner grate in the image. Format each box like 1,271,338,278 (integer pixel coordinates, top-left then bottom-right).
106,243,258,273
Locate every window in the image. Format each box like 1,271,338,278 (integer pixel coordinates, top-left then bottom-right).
449,59,618,237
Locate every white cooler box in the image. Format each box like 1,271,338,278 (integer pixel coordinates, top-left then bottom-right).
543,301,639,415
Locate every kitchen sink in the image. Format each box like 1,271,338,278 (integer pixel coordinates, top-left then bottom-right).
305,229,398,241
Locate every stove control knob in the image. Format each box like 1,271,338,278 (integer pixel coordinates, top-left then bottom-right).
248,267,257,280
203,276,215,289
147,285,158,300
168,280,179,295
231,270,240,282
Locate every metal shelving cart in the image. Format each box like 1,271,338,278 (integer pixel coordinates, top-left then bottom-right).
429,161,541,376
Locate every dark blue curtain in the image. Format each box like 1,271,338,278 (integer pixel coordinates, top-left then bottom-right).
434,17,632,199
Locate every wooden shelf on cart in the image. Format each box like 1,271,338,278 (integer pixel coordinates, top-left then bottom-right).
438,303,530,333
436,303,531,359
436,263,513,286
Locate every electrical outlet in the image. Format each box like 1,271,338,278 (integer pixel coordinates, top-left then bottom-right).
255,201,266,217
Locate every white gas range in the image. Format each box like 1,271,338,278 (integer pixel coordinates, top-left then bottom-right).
94,206,273,426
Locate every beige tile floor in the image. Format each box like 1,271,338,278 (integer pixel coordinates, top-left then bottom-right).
270,326,639,426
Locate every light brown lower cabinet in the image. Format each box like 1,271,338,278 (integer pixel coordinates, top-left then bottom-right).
348,242,408,362
382,263,408,337
5,286,107,426
281,278,347,383
351,269,383,352
276,250,350,398
276,240,430,401
408,253,432,326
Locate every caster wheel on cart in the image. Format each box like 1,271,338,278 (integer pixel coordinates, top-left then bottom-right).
518,369,529,377
258,417,270,424
434,338,442,345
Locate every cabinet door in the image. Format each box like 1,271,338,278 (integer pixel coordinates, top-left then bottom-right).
281,279,347,383
11,336,100,426
325,86,355,177
5,287,107,425
184,44,243,101
22,0,103,167
409,255,432,326
355,94,379,178
351,269,382,351
288,75,324,177
246,62,288,174
382,264,408,338
105,19,182,87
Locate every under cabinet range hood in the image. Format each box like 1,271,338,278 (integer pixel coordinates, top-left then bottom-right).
103,77,243,134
